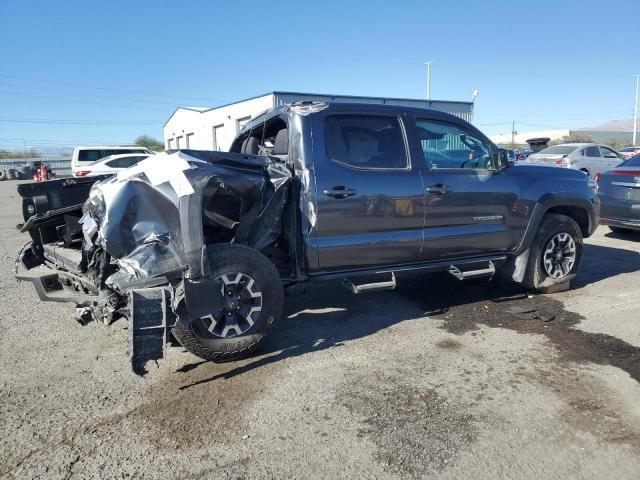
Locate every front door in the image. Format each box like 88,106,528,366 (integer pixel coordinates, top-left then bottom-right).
312,109,425,270
599,146,624,172
410,116,525,261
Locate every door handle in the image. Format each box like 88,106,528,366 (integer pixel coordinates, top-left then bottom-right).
425,184,452,194
323,186,357,199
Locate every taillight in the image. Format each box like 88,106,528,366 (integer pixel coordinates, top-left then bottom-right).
593,172,600,182
73,170,91,177
554,159,562,165
612,169,640,175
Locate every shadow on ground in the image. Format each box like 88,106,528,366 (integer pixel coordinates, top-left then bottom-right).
574,242,640,288
178,243,640,389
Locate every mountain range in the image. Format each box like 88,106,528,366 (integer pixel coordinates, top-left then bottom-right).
579,118,635,131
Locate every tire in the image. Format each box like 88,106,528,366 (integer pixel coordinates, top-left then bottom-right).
172,243,284,362
522,213,583,292
0,170,6,181
609,226,634,234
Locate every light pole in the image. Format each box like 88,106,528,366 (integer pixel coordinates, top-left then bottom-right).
424,60,433,100
633,74,639,146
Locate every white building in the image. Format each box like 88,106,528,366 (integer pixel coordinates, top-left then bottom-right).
164,91,474,152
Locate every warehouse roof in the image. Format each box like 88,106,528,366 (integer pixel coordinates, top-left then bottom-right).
165,91,473,127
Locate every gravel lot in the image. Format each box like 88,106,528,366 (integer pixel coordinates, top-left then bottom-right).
1,180,639,479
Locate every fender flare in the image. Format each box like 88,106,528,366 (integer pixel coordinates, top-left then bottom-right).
514,193,595,256
504,194,596,283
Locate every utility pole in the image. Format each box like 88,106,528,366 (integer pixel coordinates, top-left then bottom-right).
511,121,517,149
634,74,639,146
424,60,433,100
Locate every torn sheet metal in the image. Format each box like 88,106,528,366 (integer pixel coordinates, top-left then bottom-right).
81,151,292,292
117,151,194,197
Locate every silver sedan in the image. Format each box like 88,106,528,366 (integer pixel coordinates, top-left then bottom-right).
524,143,624,177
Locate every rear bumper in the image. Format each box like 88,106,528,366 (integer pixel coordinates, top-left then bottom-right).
15,265,95,306
600,196,640,230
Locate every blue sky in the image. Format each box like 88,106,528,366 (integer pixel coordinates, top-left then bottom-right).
1,0,638,152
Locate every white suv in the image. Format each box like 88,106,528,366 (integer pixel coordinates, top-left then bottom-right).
71,146,152,176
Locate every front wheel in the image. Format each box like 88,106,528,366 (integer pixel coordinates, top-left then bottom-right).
173,244,284,362
522,213,583,292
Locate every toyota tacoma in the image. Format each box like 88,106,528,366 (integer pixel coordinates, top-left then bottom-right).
15,102,600,373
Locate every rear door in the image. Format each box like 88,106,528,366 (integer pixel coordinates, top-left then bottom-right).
312,107,425,270
408,115,524,260
599,146,623,170
582,145,604,175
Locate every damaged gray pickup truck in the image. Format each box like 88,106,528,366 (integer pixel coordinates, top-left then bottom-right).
15,102,600,373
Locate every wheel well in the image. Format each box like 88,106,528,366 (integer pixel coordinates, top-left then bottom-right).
546,206,590,236
202,190,293,277
579,168,590,177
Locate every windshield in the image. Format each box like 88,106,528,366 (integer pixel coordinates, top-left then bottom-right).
535,145,579,155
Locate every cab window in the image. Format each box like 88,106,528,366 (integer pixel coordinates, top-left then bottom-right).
325,115,408,169
415,119,493,169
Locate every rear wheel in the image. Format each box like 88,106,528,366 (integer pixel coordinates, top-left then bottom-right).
173,244,284,362
609,226,634,234
522,213,583,292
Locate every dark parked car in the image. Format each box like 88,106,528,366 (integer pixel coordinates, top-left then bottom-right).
598,153,640,233
15,102,600,373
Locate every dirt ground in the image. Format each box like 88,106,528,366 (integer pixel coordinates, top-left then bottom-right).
1,179,639,480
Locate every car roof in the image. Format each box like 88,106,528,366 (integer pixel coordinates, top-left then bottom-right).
241,101,475,135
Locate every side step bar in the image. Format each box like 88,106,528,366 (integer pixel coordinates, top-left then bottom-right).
448,261,495,280
343,273,396,294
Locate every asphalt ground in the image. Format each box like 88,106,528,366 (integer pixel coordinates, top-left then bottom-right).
1,179,639,479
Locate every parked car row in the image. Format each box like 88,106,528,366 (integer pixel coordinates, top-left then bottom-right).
520,143,624,177
618,146,640,159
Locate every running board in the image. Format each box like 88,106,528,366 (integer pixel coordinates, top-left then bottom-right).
448,261,495,280
343,273,396,294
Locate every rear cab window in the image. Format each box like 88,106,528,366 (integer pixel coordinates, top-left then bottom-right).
324,115,408,170
105,156,146,168
538,145,578,155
